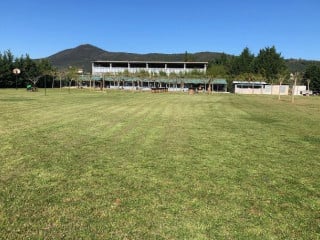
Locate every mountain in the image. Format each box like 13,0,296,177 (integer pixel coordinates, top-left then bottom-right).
47,44,106,71
46,44,224,72
46,44,320,73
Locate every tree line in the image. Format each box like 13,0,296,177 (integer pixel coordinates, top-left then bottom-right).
0,50,55,88
207,46,320,92
0,47,320,92
0,50,79,89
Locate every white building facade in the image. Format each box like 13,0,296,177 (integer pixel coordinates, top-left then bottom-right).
233,81,289,95
92,61,208,75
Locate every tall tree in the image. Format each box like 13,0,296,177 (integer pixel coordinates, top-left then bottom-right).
214,53,230,66
0,50,15,87
253,46,287,82
184,51,195,62
230,47,255,76
18,54,41,87
303,65,320,92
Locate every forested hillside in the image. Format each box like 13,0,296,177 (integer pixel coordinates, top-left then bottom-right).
46,44,226,72
46,44,320,73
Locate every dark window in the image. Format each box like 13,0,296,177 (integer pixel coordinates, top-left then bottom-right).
112,62,129,68
167,63,184,68
185,63,206,69
94,62,110,67
130,62,147,68
148,63,166,68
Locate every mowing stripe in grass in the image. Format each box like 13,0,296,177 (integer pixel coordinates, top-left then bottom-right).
0,90,319,239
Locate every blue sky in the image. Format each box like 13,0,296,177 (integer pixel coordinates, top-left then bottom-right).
1,0,319,60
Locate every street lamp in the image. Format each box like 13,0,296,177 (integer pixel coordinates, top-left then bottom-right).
12,68,21,90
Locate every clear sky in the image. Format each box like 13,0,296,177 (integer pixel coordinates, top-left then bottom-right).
1,0,319,60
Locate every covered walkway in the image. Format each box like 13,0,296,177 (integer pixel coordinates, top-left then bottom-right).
79,75,228,92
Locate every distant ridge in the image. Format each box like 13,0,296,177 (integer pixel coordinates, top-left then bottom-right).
47,44,106,71
46,44,320,73
46,44,223,72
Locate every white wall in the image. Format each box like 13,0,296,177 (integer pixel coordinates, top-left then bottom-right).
235,85,289,95
293,85,306,95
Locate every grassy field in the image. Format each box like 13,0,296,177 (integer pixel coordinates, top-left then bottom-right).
0,89,319,239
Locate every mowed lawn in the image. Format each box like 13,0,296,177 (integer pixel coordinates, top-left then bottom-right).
0,89,319,239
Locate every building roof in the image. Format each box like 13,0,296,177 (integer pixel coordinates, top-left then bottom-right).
92,60,208,64
212,79,227,85
233,81,267,85
79,75,227,85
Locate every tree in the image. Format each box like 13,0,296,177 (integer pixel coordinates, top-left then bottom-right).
277,71,290,100
50,67,59,88
230,47,255,76
253,46,287,82
0,50,15,87
0,51,55,88
66,66,79,87
19,55,41,87
206,65,227,78
184,51,196,62
214,53,230,66
37,59,55,88
303,65,320,92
